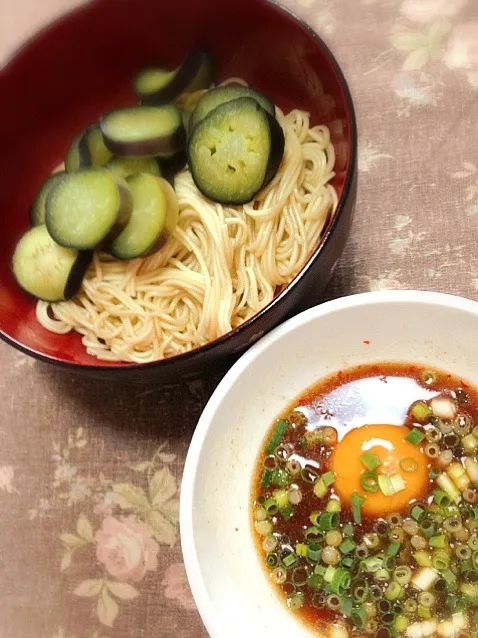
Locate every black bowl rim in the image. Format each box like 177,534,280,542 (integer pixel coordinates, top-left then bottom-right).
0,0,358,372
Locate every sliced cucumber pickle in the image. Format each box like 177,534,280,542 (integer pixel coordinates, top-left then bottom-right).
105,156,162,180
30,172,65,226
12,225,92,301
190,85,275,132
100,105,185,157
45,168,133,250
187,97,284,205
108,173,177,260
65,123,112,172
134,49,214,105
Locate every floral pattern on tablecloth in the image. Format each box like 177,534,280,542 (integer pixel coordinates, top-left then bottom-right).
2,0,478,636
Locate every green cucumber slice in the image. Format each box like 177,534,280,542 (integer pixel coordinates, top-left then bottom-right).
189,85,275,132
45,168,132,250
105,156,162,180
108,174,177,260
65,124,112,172
100,105,185,157
134,49,214,105
30,172,65,226
12,225,92,301
187,97,282,205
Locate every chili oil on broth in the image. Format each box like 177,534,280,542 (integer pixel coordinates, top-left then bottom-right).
251,363,478,638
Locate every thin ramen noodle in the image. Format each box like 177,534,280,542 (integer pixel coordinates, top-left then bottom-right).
36,82,338,363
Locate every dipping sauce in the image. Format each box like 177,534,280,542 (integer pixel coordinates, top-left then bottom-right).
251,363,478,637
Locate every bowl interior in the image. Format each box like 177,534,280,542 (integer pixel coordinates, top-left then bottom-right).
0,0,353,366
181,291,478,637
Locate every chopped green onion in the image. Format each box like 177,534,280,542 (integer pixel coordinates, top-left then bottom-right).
434,490,452,508
341,556,355,569
305,526,324,542
266,553,279,568
287,591,304,610
292,566,309,587
383,556,397,571
330,567,351,595
360,472,379,493
471,507,478,521
263,498,279,515
340,596,353,617
339,539,356,555
390,474,406,494
326,594,342,611
322,472,336,487
318,512,339,531
410,504,427,521
280,504,294,521
261,469,273,488
387,541,401,557
351,579,368,602
429,468,440,480
417,605,431,619
314,565,327,576
307,574,323,590
432,550,450,570
308,547,322,562
295,543,308,557
343,524,354,537
309,512,321,527
385,581,402,601
378,475,394,496
313,478,328,499
326,499,341,514
270,468,290,487
441,569,456,585
430,534,447,549
351,492,365,524
400,457,418,473
394,616,408,632
414,551,432,567
468,536,478,551
266,420,289,454
273,489,289,510
411,401,432,421
361,451,381,472
282,553,297,567
393,566,412,585
420,520,435,538
405,428,426,445
375,568,391,582
362,556,383,573
324,565,337,583
351,606,368,629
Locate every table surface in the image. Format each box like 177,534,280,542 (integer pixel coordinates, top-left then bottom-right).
2,0,478,636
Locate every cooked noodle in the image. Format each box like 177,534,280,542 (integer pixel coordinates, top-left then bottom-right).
36,84,338,363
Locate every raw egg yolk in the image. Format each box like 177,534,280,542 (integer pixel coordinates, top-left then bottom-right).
330,424,428,517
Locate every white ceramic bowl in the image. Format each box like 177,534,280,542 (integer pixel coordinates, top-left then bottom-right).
180,290,478,637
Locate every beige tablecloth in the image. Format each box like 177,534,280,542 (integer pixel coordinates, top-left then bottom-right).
1,0,478,636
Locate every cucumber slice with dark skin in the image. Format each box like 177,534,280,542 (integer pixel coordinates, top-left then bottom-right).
134,49,214,105
100,105,185,157
108,174,178,260
159,150,187,183
30,172,65,226
187,97,284,205
45,168,133,250
105,156,162,180
65,124,113,172
189,85,275,132
12,225,92,301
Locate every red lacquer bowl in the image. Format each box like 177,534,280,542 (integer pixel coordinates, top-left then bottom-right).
0,0,357,384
